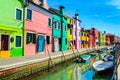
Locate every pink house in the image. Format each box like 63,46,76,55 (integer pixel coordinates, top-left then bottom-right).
24,1,53,56
73,14,81,49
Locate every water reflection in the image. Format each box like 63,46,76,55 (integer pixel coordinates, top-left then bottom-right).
34,52,114,80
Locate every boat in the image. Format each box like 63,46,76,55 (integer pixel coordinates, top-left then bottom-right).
93,54,114,72
75,54,91,63
81,54,91,63
89,52,98,56
75,57,86,63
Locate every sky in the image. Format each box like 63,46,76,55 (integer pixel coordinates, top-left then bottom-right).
47,0,120,36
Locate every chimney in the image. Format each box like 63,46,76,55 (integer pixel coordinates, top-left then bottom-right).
59,5,64,14
32,0,48,9
75,13,78,19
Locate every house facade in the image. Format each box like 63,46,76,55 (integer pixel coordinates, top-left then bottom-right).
66,15,74,50
25,1,53,56
81,28,89,48
50,6,68,51
86,30,94,48
92,28,99,47
73,14,81,49
0,0,24,58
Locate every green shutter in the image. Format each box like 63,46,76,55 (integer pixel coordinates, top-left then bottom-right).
27,33,32,44
16,9,22,20
27,9,32,20
16,36,21,47
33,34,36,44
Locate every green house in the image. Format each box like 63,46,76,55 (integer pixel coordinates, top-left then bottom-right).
0,0,24,58
49,6,68,51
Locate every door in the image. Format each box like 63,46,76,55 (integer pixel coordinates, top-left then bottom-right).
54,38,58,51
38,35,45,52
1,35,9,50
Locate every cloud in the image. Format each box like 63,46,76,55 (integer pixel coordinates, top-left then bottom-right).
107,0,120,9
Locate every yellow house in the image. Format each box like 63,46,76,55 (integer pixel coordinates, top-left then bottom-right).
66,15,74,50
81,28,89,48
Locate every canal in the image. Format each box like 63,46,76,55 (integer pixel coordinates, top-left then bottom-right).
22,50,115,80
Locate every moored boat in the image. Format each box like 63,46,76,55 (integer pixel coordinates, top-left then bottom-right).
81,54,91,63
93,54,114,72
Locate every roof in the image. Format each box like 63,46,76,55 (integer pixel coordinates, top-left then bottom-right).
29,0,54,14
49,8,67,19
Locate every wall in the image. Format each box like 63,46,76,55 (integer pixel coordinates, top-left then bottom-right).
0,0,23,57
25,2,53,56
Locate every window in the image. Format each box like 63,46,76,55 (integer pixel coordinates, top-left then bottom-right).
48,18,52,26
15,36,22,47
46,35,50,44
58,22,61,29
64,24,67,31
53,21,57,29
65,38,67,44
70,28,72,34
81,33,83,36
75,31,77,36
79,23,80,26
16,8,22,21
79,32,81,36
27,9,32,20
26,33,36,44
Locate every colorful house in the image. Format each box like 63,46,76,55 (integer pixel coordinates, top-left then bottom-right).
106,33,116,45
98,31,103,46
92,28,99,47
49,6,68,51
25,0,53,56
86,30,94,48
49,8,61,52
0,0,24,58
66,15,74,50
81,28,89,48
73,14,81,49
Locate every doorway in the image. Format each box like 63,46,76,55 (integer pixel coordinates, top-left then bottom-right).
0,34,10,51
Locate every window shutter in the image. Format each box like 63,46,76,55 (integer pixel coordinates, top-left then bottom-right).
46,36,50,44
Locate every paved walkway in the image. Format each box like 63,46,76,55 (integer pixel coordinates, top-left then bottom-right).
0,47,106,72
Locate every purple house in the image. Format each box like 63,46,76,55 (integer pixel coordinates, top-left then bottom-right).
73,14,81,49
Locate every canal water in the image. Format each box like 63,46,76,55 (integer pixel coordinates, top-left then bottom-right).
30,50,115,80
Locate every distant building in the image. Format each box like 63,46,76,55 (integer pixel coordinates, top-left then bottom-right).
81,28,89,48
86,30,94,48
106,33,116,45
91,28,99,47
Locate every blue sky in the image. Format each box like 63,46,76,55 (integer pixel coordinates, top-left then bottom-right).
47,0,120,36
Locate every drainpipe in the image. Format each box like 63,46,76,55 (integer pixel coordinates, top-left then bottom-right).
22,0,28,56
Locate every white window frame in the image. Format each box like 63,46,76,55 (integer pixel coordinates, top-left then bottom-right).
48,17,52,27
58,21,61,30
64,24,67,31
15,8,23,21
53,20,58,29
15,35,22,48
26,8,33,21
